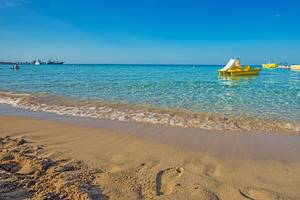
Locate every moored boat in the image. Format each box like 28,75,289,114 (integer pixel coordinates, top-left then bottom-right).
278,65,290,69
291,65,300,70
33,60,41,66
219,58,260,76
47,59,64,65
278,62,290,69
262,63,278,68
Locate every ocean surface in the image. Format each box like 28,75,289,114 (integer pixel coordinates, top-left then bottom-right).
0,64,299,133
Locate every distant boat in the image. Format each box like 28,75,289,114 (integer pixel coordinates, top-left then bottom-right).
262,63,278,69
47,59,64,65
33,60,41,66
291,65,300,70
278,63,290,69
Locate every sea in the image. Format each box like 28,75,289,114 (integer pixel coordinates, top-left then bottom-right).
0,64,299,133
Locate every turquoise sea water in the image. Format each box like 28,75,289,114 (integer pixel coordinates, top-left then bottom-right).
0,64,299,132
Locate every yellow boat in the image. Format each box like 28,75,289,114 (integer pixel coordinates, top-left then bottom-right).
262,63,278,68
219,58,261,76
291,65,300,70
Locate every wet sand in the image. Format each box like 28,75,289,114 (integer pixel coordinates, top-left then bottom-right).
0,104,299,162
0,106,300,199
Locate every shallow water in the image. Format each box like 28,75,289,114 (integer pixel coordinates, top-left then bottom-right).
0,64,299,132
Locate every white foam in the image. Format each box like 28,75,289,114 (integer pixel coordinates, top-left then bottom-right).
0,91,299,133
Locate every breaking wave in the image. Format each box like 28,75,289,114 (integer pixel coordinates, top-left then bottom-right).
0,90,299,133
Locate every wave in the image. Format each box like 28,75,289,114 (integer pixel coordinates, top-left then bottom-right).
0,90,299,133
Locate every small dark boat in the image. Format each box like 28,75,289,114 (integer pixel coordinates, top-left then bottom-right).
47,60,64,65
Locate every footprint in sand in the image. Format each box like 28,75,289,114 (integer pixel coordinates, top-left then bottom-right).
201,189,220,200
239,188,283,200
193,186,221,200
156,167,184,196
202,163,221,178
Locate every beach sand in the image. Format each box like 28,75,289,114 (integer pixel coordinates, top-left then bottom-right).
0,115,300,200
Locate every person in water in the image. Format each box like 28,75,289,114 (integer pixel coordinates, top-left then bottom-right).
11,64,20,70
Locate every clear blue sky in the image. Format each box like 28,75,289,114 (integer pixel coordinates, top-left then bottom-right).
0,0,299,64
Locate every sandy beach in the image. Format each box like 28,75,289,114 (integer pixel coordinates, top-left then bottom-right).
0,115,299,200
2,0,300,199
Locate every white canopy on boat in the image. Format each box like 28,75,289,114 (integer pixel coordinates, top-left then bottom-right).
219,58,241,72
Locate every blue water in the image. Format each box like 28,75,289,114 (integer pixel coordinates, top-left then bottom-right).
0,64,300,131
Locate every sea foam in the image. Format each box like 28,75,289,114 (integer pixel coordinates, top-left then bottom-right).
0,91,299,134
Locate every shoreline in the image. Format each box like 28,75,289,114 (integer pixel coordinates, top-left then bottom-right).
0,114,299,199
0,91,299,134
1,104,300,162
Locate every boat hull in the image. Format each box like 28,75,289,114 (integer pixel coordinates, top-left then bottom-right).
278,65,290,69
47,62,64,65
219,69,260,76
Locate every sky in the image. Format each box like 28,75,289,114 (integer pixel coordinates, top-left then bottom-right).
0,0,299,64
